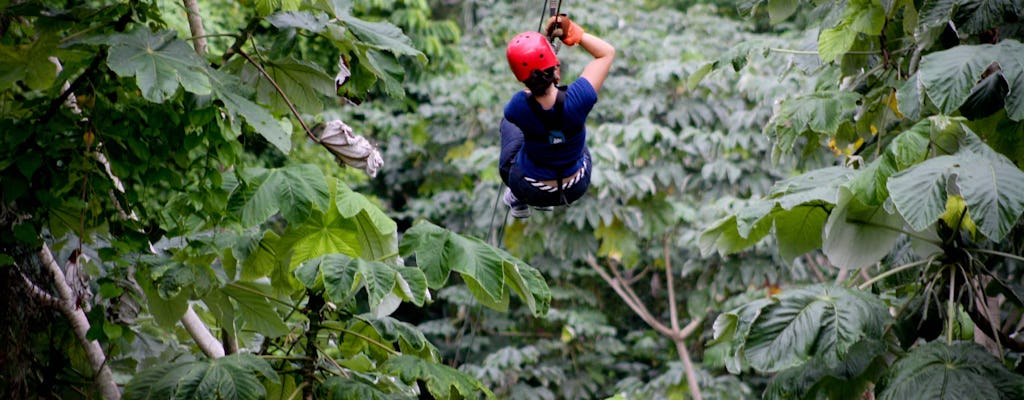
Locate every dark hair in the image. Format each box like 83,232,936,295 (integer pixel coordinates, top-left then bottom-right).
523,66,557,96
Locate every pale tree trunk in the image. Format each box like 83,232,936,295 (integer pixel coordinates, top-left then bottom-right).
585,234,704,400
26,244,123,400
177,0,231,358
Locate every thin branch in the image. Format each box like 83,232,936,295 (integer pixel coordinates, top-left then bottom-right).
622,265,652,286
325,326,400,356
227,282,301,310
664,235,680,333
236,49,318,143
675,339,704,400
315,344,351,378
612,262,677,337
968,248,1024,263
858,257,935,290
947,267,955,345
584,255,675,338
679,316,704,340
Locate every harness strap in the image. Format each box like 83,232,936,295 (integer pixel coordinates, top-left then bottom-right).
526,85,567,144
525,85,574,206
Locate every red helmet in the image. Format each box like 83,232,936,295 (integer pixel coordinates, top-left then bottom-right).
506,32,558,82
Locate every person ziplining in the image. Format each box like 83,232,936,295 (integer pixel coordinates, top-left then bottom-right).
498,9,615,219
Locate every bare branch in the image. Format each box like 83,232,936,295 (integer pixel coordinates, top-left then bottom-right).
584,255,675,338
675,339,704,400
664,235,680,332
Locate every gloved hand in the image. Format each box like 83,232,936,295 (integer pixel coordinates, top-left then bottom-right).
546,14,583,46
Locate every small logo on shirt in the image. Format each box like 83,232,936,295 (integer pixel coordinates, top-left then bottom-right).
549,130,565,144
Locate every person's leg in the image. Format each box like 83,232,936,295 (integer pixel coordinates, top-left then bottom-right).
500,119,531,218
499,118,524,185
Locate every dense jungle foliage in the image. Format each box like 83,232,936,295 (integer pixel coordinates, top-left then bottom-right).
1,0,1023,399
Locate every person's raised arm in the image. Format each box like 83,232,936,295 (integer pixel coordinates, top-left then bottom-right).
547,16,615,92
576,33,614,92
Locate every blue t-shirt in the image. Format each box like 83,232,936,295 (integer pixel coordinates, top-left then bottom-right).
504,78,598,180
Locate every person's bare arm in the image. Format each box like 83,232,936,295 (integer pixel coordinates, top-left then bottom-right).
577,33,614,92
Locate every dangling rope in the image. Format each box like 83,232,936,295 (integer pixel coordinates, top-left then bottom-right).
488,184,511,247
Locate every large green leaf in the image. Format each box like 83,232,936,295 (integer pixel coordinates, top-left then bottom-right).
222,283,289,338
279,208,360,269
889,130,1024,240
818,25,858,64
399,221,549,316
916,41,1024,118
887,156,954,231
208,69,292,154
229,165,330,228
847,155,898,206
295,253,428,314
266,10,332,32
139,272,189,329
103,28,212,103
332,10,423,60
249,57,335,115
764,339,888,400
124,354,279,400
767,0,798,24
0,33,59,91
996,40,1024,120
701,168,851,258
319,378,397,400
766,91,861,159
397,222,449,288
953,134,1024,240
768,167,853,210
334,180,398,261
380,355,495,399
878,341,1024,400
739,285,889,373
774,204,829,263
823,187,904,270
712,297,774,374
699,212,773,257
367,316,438,359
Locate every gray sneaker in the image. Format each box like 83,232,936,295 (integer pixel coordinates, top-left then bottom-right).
503,189,531,219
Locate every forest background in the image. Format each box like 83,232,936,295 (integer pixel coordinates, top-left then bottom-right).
2,0,1024,399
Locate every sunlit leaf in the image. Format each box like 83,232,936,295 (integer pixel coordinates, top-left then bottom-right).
823,187,903,270
334,181,398,261
229,165,330,228
774,204,829,263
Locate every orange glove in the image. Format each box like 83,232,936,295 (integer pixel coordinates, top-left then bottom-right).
546,14,584,46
